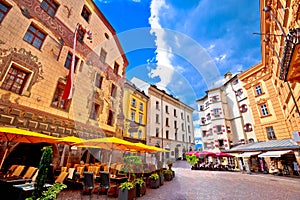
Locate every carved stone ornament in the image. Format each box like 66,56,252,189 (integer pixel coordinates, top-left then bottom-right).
0,48,44,91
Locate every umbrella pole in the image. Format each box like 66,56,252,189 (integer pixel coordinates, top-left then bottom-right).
0,148,9,170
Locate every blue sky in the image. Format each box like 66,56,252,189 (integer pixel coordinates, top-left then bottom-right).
96,0,261,110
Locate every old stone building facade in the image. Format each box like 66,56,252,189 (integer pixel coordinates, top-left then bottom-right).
0,0,128,167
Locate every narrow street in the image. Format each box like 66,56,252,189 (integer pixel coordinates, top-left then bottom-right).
58,160,300,200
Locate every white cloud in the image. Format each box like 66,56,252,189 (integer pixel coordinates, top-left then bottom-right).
215,54,227,62
148,0,174,91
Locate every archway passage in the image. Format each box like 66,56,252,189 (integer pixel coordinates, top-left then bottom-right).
3,143,52,171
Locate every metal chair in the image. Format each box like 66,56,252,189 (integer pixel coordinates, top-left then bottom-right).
98,171,117,198
82,172,94,199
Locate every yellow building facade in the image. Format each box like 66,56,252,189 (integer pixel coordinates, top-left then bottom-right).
239,0,300,142
123,80,148,143
0,0,128,167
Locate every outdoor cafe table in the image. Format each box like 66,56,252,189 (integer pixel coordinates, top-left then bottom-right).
12,183,52,200
0,176,32,198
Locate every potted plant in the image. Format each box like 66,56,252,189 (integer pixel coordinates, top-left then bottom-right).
26,183,67,200
186,154,199,170
134,177,146,197
148,173,160,189
118,181,136,200
159,172,164,186
163,169,173,181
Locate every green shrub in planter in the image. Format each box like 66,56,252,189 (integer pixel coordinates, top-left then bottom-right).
148,174,160,189
134,178,146,197
186,154,199,169
118,181,136,200
163,169,173,181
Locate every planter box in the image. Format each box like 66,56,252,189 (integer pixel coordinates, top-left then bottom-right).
149,179,160,189
159,175,164,186
136,182,146,197
118,187,136,200
164,173,172,181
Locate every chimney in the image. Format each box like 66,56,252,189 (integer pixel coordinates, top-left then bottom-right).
224,72,232,81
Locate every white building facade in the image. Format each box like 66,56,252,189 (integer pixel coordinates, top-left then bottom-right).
146,85,195,161
196,72,256,152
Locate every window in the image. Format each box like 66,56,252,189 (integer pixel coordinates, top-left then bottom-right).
227,126,231,133
166,118,169,127
249,138,254,143
89,102,100,120
130,110,135,121
139,113,143,124
218,140,224,147
139,103,143,111
181,112,184,119
138,130,142,139
216,125,222,133
113,62,119,75
77,27,85,43
111,83,117,98
131,98,136,107
156,114,159,123
212,95,218,103
199,105,204,111
1,65,30,95
129,131,133,138
260,104,269,116
107,110,114,126
81,5,91,22
266,126,276,140
174,109,177,117
236,88,243,96
240,104,248,113
64,52,79,71
202,130,207,137
189,136,191,143
175,132,177,140
205,101,209,107
156,128,159,137
244,123,253,132
165,105,169,113
188,125,190,133
174,121,177,129
100,48,107,63
201,117,206,124
206,113,211,120
23,24,46,49
0,1,10,23
232,79,239,85
51,81,71,111
255,85,263,96
213,109,220,117
156,101,159,109
181,123,185,131
95,73,103,89
187,115,190,122
166,130,169,139
182,134,185,142
41,0,59,17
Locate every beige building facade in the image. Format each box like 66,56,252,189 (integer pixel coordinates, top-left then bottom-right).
0,0,128,167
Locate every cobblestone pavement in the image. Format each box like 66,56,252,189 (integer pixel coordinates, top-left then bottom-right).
57,161,300,200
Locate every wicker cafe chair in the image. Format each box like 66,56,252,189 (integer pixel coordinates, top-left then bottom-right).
23,167,38,179
12,165,25,177
55,171,68,183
